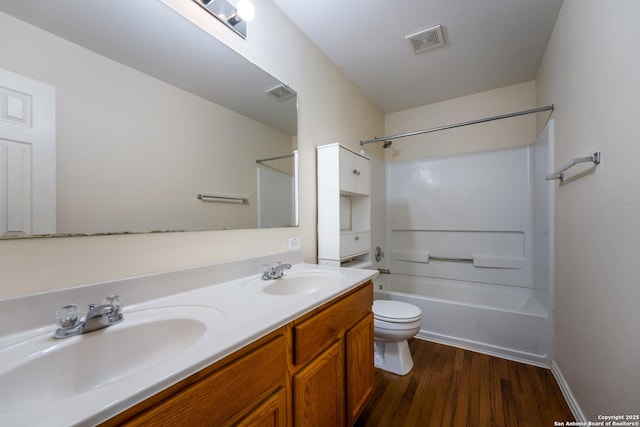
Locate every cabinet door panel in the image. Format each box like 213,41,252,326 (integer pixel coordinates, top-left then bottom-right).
354,154,370,195
293,284,372,366
339,147,357,193
236,387,287,427
121,335,286,426
338,147,370,196
346,314,374,425
293,341,345,427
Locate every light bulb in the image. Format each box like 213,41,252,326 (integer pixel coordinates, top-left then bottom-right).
236,0,255,22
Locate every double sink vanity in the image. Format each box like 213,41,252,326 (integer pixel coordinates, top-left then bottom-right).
0,251,377,426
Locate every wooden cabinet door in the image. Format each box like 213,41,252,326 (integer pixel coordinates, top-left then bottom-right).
110,333,286,427
345,314,374,425
293,340,345,427
236,387,287,427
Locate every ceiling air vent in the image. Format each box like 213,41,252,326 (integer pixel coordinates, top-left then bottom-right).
265,84,297,102
406,24,445,54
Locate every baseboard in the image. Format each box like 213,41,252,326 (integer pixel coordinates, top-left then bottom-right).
551,361,586,422
415,331,551,368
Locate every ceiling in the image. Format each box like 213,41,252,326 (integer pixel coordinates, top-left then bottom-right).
1,0,564,120
272,0,564,114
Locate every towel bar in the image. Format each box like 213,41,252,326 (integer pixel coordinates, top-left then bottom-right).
546,152,600,182
196,193,249,204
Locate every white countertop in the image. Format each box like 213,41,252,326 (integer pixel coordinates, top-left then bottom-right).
0,261,376,427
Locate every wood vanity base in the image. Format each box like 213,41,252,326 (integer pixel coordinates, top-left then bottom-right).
102,281,373,427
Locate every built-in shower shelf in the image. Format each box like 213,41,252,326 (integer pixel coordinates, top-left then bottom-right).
393,251,524,269
473,255,524,269
393,251,430,263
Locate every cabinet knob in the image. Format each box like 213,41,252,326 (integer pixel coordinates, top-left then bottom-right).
356,170,361,176
354,235,360,241
353,169,358,175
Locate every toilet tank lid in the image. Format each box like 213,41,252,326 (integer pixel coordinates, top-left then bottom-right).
373,300,422,320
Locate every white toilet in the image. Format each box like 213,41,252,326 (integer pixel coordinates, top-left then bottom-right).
373,300,422,376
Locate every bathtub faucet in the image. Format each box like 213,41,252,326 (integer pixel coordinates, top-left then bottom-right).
261,262,291,280
53,295,124,339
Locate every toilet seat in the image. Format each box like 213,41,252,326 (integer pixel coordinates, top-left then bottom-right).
374,317,422,332
373,300,422,323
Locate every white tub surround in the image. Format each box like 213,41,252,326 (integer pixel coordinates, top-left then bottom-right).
377,123,554,366
0,251,376,427
375,274,549,366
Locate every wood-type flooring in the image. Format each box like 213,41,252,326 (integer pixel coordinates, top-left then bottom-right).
355,339,574,427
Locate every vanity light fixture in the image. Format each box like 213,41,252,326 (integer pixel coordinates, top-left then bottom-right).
193,0,256,39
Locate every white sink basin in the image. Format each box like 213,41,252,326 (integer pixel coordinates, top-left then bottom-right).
0,305,224,412
244,269,346,295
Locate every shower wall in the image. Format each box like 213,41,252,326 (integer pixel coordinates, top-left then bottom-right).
386,145,538,290
531,120,554,311
369,156,387,271
372,122,554,364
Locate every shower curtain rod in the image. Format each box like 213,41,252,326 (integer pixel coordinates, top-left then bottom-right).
360,104,554,146
256,153,295,164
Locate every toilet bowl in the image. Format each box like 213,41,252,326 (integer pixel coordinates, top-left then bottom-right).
373,300,422,376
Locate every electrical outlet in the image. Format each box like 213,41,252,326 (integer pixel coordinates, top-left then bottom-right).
288,237,301,251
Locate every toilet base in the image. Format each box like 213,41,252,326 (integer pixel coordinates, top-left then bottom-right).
374,339,414,376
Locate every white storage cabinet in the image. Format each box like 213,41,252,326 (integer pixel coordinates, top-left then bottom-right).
317,143,371,268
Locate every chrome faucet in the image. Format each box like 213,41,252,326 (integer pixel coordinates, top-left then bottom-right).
261,262,291,280
54,295,124,339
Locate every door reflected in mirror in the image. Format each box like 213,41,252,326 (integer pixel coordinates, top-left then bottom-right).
0,0,298,238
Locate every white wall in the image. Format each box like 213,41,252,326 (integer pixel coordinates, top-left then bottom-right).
536,0,640,418
384,81,537,162
0,0,384,298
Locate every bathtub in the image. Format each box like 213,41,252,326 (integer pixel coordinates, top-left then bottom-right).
374,274,552,367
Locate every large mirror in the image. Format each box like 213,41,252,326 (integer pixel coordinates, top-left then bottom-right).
0,0,298,238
